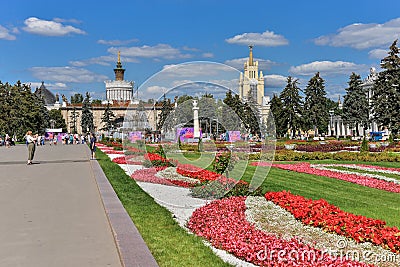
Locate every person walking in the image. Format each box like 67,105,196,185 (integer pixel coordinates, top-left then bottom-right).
26,131,37,165
5,133,10,148
90,133,97,159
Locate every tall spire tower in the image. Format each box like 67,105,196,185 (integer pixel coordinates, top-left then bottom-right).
239,45,265,106
105,51,134,102
238,45,270,126
114,51,125,81
248,45,254,66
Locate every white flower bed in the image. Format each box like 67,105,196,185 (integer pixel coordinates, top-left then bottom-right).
155,167,200,184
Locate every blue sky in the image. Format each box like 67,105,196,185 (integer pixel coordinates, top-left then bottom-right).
1,0,400,102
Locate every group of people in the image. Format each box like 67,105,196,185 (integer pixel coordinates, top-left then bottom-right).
24,131,98,165
0,134,15,147
62,133,87,145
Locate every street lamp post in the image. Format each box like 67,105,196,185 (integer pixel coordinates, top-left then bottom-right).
329,110,334,137
212,118,219,138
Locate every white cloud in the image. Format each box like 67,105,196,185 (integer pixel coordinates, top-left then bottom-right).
160,62,235,78
225,57,277,70
146,85,169,93
97,39,139,46
30,66,107,83
29,81,68,91
53,18,82,24
202,52,214,58
22,17,86,36
368,49,388,59
0,25,16,40
264,74,287,88
314,18,400,49
289,61,368,76
226,30,289,46
108,44,192,60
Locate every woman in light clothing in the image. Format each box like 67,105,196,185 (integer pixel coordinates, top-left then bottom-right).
26,131,37,165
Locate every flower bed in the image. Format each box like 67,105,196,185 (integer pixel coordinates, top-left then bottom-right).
112,156,142,165
143,152,176,167
177,164,223,183
271,162,400,193
265,191,400,253
312,164,400,185
102,150,125,154
130,167,195,187
188,196,369,266
246,196,398,266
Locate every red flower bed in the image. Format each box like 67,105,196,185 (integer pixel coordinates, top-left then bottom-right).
112,156,143,165
103,150,124,154
265,191,400,253
188,197,369,266
272,162,400,193
143,153,177,166
250,161,272,167
126,147,144,153
130,167,195,188
177,164,223,183
112,156,127,164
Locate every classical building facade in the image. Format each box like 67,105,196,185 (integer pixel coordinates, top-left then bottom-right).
105,51,134,102
328,68,381,138
238,45,270,126
59,53,160,134
61,102,159,134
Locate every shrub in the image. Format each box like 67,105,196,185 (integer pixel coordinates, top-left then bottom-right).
190,178,262,199
360,137,368,153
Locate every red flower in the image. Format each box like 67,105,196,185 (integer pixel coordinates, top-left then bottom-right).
265,190,400,253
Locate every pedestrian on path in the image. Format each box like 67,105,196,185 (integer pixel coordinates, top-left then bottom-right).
90,133,96,159
26,131,37,165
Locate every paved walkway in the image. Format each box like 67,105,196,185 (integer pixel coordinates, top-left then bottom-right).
0,144,158,267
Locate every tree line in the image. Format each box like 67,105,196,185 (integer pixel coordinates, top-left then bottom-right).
271,40,400,139
0,81,66,140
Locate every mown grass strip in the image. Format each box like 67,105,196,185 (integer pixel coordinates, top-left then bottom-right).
96,150,232,267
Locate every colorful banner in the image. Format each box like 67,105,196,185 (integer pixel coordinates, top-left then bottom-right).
228,131,241,142
128,131,142,142
177,128,202,141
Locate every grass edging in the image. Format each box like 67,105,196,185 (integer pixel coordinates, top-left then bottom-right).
96,150,231,267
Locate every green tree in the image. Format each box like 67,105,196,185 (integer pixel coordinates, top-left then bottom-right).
49,109,67,132
81,92,94,133
70,93,83,104
157,95,174,131
222,90,245,132
303,72,329,135
342,72,369,136
279,76,303,138
100,102,116,132
371,39,400,135
91,99,102,105
269,94,286,137
244,89,261,135
0,81,49,139
69,107,79,134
